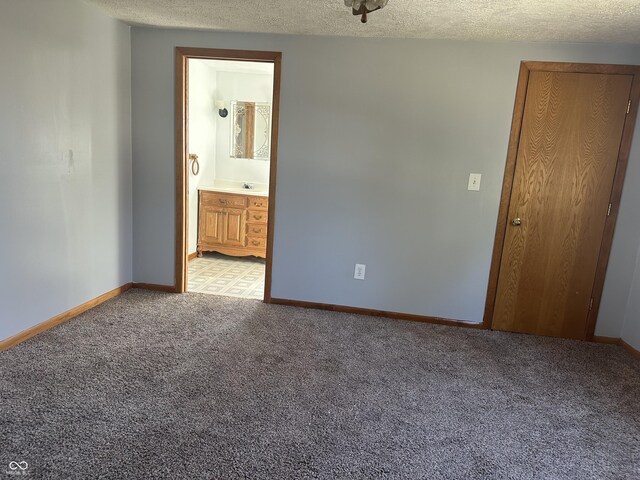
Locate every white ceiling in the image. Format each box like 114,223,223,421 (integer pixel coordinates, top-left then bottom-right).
84,0,640,43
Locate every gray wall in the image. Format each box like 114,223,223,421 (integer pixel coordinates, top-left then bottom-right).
0,0,132,341
131,29,640,342
621,246,640,347
600,135,640,345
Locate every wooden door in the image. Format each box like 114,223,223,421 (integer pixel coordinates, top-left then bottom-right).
222,208,247,247
199,205,225,245
492,69,633,339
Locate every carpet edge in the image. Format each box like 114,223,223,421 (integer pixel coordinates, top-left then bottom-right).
0,283,133,352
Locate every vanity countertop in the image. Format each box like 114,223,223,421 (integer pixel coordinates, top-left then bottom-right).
198,185,269,197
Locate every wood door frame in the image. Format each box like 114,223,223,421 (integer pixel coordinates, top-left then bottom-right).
483,61,640,339
175,47,282,301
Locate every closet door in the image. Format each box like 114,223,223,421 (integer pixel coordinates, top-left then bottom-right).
492,69,633,339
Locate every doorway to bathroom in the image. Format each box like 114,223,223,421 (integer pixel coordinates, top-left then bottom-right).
175,48,282,301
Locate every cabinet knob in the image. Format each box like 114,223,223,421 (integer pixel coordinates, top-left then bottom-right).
511,217,522,226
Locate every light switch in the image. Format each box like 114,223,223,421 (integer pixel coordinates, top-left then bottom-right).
468,173,482,191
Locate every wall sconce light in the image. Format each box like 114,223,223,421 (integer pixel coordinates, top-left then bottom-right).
215,100,228,118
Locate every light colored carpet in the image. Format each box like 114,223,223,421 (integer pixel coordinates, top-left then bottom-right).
1,289,639,479
188,252,265,299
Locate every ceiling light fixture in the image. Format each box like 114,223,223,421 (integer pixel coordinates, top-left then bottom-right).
344,0,389,23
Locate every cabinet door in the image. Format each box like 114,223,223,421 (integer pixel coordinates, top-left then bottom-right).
223,208,247,247
199,205,225,245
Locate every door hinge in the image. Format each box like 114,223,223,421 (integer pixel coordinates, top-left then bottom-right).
607,203,612,217
628,100,632,114
588,298,594,311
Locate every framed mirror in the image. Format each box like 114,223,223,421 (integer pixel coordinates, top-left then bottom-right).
230,101,271,160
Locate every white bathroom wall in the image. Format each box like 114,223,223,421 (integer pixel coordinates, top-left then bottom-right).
187,61,274,252
187,59,217,254
215,70,274,185
0,0,132,341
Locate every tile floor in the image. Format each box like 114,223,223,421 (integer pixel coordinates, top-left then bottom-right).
188,252,265,300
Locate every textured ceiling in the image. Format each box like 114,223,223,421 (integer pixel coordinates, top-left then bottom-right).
83,0,640,43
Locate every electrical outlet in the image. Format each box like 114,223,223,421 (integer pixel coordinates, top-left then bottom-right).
354,264,366,280
468,173,482,191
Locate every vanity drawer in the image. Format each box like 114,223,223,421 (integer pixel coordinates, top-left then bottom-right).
247,237,267,249
247,210,268,224
201,191,247,208
246,224,267,237
248,196,269,210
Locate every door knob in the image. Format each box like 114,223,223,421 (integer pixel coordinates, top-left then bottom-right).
511,218,522,226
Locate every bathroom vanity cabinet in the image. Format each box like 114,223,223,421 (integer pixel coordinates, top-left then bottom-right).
197,190,268,258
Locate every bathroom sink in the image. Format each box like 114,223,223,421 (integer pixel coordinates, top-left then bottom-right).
199,185,268,196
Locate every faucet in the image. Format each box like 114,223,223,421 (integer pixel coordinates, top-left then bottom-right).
242,183,254,190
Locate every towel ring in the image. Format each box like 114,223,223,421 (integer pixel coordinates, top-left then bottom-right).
188,153,200,176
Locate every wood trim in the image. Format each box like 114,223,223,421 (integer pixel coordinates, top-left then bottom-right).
483,62,530,329
174,48,282,63
264,53,282,304
188,252,198,261
592,335,621,345
270,297,485,330
175,48,188,294
0,284,133,352
132,283,177,293
198,245,266,258
175,47,282,301
593,336,640,360
621,339,640,360
483,60,640,340
523,61,640,75
584,72,640,340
